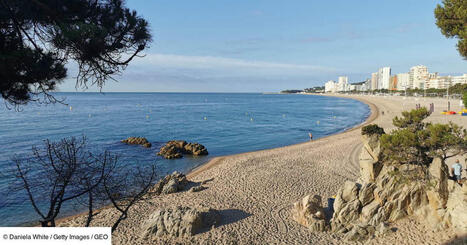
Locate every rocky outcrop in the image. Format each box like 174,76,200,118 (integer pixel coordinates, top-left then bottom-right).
332,152,467,241
121,137,152,148
293,132,467,241
157,140,208,159
291,194,328,232
142,206,220,238
152,172,188,195
443,182,467,232
358,134,383,183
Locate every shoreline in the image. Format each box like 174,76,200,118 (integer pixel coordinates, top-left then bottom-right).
52,94,377,226
188,95,378,178
57,94,465,244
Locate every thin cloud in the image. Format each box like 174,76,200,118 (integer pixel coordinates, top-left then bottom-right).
132,53,339,73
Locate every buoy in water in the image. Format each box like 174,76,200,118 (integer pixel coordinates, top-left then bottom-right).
250,118,253,121
204,117,207,120
69,106,72,111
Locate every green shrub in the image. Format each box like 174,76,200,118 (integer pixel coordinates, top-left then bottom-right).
362,124,385,136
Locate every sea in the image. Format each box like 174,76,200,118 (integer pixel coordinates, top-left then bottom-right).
0,92,370,226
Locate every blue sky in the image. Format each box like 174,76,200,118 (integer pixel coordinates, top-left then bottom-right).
59,0,466,92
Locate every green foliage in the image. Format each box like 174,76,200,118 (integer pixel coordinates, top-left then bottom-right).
392,107,431,131
425,122,467,160
0,0,151,106
361,124,385,136
381,128,431,166
381,108,466,167
434,0,467,58
449,83,467,94
463,91,467,108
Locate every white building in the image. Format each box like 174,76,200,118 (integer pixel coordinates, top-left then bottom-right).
377,67,391,90
324,80,337,93
370,72,378,90
409,65,428,89
396,73,410,90
426,74,467,89
452,74,467,86
337,76,349,92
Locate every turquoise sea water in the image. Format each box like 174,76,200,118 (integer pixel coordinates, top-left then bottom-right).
0,93,370,226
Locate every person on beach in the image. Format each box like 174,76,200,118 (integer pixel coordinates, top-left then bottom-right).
450,159,463,184
308,132,313,141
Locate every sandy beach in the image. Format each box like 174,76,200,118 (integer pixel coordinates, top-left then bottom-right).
60,94,467,244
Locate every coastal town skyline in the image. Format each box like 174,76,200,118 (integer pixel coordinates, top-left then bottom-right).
56,0,466,93
324,64,467,93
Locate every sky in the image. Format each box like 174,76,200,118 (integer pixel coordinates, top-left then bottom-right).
58,0,466,92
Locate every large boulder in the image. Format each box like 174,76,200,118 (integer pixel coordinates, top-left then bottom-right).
292,194,328,232
121,137,152,148
142,206,220,237
152,172,188,195
358,135,383,183
443,182,467,233
157,140,208,159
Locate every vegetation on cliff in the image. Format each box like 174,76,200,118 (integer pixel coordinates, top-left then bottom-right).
380,108,466,167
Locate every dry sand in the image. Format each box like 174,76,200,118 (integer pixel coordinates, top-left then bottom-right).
60,94,467,244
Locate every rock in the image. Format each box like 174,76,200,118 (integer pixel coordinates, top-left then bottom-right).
153,172,188,195
342,181,359,202
184,143,209,156
327,138,465,239
121,137,151,148
292,194,328,231
142,206,220,237
334,199,362,224
189,185,207,192
157,140,208,159
443,182,467,233
360,200,380,223
343,223,375,241
427,158,449,209
358,134,383,183
162,178,179,194
359,183,376,206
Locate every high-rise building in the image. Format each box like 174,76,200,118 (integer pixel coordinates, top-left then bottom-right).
371,72,378,91
390,75,397,90
396,73,410,90
377,67,391,90
337,76,349,92
409,65,428,89
324,80,337,93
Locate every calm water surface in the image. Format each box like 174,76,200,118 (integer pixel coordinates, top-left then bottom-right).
0,93,370,226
